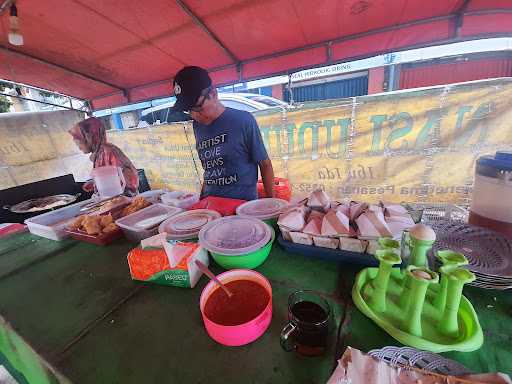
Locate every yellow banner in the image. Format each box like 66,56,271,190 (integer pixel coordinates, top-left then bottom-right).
110,79,512,204
109,124,202,193
0,110,88,190
2,79,512,205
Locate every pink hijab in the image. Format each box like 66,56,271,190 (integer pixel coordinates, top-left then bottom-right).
69,117,139,194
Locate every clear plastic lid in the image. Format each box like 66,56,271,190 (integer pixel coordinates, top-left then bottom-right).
236,198,289,220
158,209,221,239
199,216,272,255
116,203,182,231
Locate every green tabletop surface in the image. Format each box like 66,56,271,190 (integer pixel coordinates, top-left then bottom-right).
0,232,346,384
1,232,511,383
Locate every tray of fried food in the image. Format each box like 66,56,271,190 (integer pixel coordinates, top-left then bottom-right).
80,196,132,215
66,213,122,246
121,196,151,217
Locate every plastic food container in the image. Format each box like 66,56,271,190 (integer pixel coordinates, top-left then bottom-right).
199,269,272,346
161,191,199,209
92,166,126,199
210,227,275,270
159,209,221,240
138,189,166,204
236,198,289,220
66,226,123,246
116,204,182,242
24,199,94,241
469,151,512,238
199,216,272,256
66,207,126,246
80,195,132,215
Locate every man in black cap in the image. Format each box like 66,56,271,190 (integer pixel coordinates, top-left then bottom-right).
171,66,274,201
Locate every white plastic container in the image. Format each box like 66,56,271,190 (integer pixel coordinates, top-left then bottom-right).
138,189,166,204
92,166,126,198
161,191,199,209
159,209,221,240
116,203,182,242
24,199,93,241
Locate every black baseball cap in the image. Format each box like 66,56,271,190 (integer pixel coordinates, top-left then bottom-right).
171,66,212,112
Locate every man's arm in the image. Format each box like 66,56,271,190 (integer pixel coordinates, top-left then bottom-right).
259,159,275,198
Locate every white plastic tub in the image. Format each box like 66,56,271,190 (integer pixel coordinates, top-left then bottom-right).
116,203,182,242
161,191,199,209
138,189,166,204
24,199,93,241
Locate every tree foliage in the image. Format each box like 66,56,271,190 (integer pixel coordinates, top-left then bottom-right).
0,82,12,113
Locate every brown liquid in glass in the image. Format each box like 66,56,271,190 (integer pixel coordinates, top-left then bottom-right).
291,301,329,356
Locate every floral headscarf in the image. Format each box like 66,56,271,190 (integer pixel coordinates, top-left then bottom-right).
69,117,139,194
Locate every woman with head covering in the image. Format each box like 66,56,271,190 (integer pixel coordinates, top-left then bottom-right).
69,117,139,195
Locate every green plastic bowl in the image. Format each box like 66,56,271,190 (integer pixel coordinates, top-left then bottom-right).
211,227,275,270
263,217,278,228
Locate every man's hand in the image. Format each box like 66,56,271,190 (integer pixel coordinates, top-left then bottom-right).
259,159,275,198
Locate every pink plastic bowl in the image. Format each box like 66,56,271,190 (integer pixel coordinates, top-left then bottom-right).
199,269,272,346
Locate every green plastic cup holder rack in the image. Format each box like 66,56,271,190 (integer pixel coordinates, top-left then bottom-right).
377,237,400,250
352,224,483,352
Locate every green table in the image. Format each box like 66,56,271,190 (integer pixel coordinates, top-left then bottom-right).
0,232,346,384
2,233,511,383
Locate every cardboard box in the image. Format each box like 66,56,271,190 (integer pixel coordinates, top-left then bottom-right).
340,237,368,253
366,240,379,255
289,231,313,245
127,241,208,288
278,225,292,241
313,236,340,249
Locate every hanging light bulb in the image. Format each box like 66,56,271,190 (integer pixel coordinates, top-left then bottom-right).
8,3,24,46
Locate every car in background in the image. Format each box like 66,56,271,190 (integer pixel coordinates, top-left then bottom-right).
140,93,288,124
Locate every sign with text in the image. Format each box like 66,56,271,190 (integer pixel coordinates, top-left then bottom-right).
0,110,87,190
111,79,512,204
2,79,512,206
256,79,512,203
108,123,202,193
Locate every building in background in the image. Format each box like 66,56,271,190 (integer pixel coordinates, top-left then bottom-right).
398,52,512,90
221,37,512,103
0,81,88,113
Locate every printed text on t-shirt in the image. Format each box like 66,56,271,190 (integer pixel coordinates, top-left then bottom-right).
197,133,239,186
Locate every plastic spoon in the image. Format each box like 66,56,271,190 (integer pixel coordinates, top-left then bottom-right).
195,260,233,298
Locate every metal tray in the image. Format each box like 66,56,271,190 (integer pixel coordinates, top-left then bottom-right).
4,194,80,213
